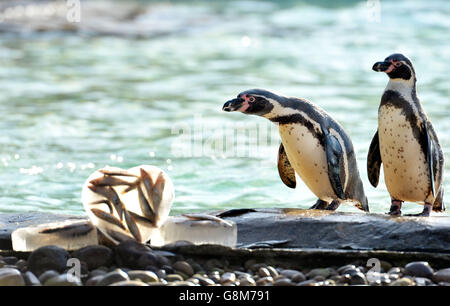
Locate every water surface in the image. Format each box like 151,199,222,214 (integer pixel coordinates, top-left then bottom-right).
0,0,449,216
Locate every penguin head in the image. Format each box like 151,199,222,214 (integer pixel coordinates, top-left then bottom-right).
222,89,275,116
372,53,416,81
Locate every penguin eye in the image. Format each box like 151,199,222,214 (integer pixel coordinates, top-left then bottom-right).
393,61,402,67
248,96,255,102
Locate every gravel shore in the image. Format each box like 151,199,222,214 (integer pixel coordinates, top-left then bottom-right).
0,240,449,286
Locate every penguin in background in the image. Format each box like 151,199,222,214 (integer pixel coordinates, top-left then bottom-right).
369,53,445,216
223,89,369,212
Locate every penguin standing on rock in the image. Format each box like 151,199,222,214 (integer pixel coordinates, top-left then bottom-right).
223,89,369,212
369,53,445,216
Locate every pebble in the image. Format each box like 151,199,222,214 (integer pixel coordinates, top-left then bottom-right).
89,269,107,278
194,276,216,286
266,266,279,278
109,280,149,286
27,245,69,276
297,279,319,286
256,276,273,286
128,270,159,283
23,271,41,286
114,240,159,269
85,275,104,286
414,277,432,286
208,271,221,283
280,269,306,282
38,270,60,284
349,272,368,285
221,272,236,285
306,268,335,279
390,277,415,286
97,269,129,286
166,274,184,282
388,267,402,275
0,268,25,286
432,268,450,283
405,262,434,278
44,273,82,286
71,245,114,270
273,278,295,286
337,264,356,275
173,261,194,277
258,267,271,278
238,276,256,286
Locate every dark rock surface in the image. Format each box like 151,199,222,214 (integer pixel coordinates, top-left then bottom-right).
219,208,450,252
1,209,449,255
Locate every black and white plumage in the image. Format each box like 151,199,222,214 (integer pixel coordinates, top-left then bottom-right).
223,89,368,212
369,53,445,216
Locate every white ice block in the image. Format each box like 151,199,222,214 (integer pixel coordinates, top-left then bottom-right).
150,215,237,247
11,220,98,252
81,165,174,245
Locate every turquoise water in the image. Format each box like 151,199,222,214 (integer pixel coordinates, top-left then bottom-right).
0,0,449,216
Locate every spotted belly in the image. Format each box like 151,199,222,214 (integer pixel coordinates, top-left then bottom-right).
278,124,335,202
378,106,431,203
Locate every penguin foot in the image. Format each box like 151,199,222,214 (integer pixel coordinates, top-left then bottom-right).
325,199,341,211
387,200,402,216
309,199,328,210
405,203,432,217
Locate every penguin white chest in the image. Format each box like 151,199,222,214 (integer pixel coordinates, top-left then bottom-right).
278,124,335,201
378,105,431,203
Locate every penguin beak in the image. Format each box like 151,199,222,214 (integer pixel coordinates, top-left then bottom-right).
372,60,392,72
222,98,246,112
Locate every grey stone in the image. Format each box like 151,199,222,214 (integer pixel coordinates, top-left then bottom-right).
221,272,236,285
256,276,273,286
405,262,434,278
38,270,59,284
27,245,69,276
166,274,184,282
349,272,368,285
280,269,305,282
114,240,159,269
296,279,318,286
23,271,41,286
44,274,82,286
85,275,104,286
306,268,335,279
109,280,149,286
97,269,129,286
128,270,159,283
390,277,415,286
258,267,271,277
238,276,256,286
172,261,194,277
0,268,25,286
71,245,113,270
273,278,295,286
414,277,432,286
432,268,450,283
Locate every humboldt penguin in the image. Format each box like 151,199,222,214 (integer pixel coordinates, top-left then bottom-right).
223,89,369,212
369,53,445,216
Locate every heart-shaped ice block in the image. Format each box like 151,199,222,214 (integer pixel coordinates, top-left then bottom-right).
81,165,174,245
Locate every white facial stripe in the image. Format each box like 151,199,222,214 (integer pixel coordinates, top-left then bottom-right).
261,97,322,130
329,128,349,190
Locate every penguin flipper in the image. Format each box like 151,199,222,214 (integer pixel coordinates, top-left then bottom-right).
321,127,345,200
277,143,296,189
422,122,436,198
367,131,382,187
